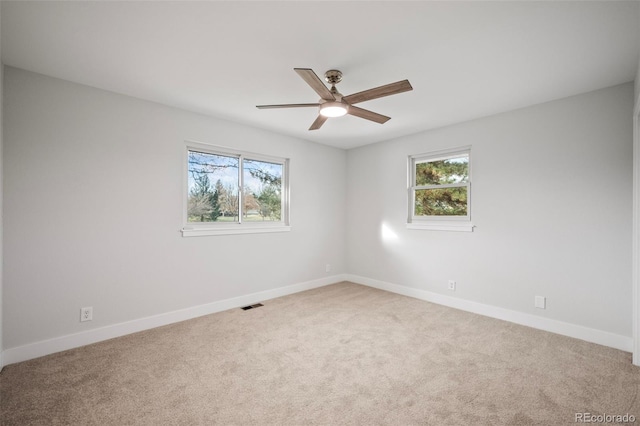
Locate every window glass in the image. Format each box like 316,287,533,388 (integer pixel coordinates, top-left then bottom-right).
242,159,283,222
415,155,469,186
414,187,468,216
185,145,289,234
414,154,469,217
187,150,239,223
410,148,471,223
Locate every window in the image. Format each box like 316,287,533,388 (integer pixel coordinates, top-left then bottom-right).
182,142,290,236
408,146,473,232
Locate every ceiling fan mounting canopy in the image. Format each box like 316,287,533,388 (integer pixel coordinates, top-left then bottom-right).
256,68,413,131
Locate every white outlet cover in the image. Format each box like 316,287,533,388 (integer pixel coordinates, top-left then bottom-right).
448,280,456,291
535,296,546,309
81,307,93,322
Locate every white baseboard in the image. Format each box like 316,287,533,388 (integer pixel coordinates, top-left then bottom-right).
346,274,633,352
3,273,630,366
2,274,348,366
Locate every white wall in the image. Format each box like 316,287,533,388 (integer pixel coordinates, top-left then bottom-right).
635,1,640,103
347,83,634,339
0,5,4,369
2,66,635,361
635,66,640,105
633,8,640,364
633,79,640,363
3,67,347,350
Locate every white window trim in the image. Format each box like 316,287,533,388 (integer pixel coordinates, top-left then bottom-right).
181,224,291,237
407,146,474,232
181,141,290,237
406,221,473,232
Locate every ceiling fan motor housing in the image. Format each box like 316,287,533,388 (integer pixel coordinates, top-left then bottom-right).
324,70,343,85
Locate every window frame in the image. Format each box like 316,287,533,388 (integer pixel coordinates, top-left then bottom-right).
182,141,290,237
407,146,473,232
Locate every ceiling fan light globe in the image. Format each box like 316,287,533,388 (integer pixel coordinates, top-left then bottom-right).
320,102,348,118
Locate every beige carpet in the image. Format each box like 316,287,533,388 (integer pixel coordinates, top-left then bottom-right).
1,282,639,425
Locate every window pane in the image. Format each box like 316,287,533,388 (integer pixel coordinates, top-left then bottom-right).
243,159,283,222
187,150,239,223
416,155,468,186
415,187,467,216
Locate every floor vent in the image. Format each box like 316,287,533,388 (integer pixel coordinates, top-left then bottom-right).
241,303,264,311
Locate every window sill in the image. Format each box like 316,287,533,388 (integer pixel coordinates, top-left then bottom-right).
182,225,291,237
407,221,474,232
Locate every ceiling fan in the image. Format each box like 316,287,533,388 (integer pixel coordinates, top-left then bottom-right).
256,68,413,130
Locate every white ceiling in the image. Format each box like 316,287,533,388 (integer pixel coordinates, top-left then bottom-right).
2,1,639,150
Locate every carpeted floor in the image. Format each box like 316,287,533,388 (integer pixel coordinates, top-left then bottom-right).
1,282,639,425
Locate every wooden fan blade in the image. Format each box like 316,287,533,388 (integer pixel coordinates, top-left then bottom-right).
294,68,335,101
347,105,391,124
343,80,413,105
256,103,320,109
309,115,328,130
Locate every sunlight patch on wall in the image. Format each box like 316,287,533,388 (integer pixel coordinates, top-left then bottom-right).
381,222,399,244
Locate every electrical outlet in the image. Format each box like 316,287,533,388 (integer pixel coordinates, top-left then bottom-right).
80,307,93,322
325,264,331,273
448,280,456,291
535,296,546,309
